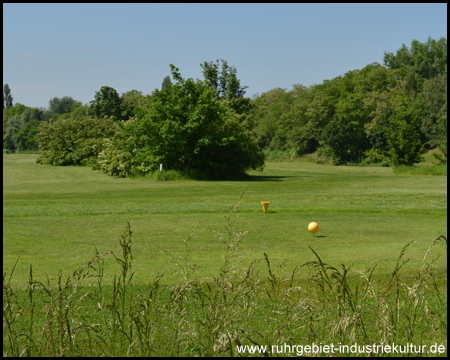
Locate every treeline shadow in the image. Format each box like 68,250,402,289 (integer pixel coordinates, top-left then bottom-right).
201,175,298,182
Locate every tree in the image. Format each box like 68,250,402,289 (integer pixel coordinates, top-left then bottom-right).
321,85,369,164
251,88,293,149
98,64,264,179
421,74,447,148
48,96,77,115
433,113,447,164
321,114,367,164
385,92,425,166
3,105,42,152
161,76,171,90
384,37,447,79
3,84,13,109
200,59,250,113
16,119,40,151
4,115,22,152
32,107,46,121
120,90,152,120
89,86,124,120
363,102,392,165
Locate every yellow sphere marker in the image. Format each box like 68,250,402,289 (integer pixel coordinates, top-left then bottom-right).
308,222,319,235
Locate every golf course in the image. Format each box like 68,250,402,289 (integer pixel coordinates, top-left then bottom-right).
3,153,447,356
3,154,447,286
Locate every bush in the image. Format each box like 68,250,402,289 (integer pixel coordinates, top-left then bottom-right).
361,148,391,167
36,116,118,166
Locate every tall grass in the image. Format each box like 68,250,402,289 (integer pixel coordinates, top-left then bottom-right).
3,193,447,357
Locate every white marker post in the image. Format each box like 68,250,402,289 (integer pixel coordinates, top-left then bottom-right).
160,164,163,172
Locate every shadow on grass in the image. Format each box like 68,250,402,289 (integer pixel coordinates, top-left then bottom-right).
202,175,301,182
242,175,296,182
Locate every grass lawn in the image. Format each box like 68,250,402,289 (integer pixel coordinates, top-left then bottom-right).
3,154,447,289
3,154,447,357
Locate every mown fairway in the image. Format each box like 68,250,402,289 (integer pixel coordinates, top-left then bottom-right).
3,154,447,288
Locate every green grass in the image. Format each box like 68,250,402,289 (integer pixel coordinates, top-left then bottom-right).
3,154,447,288
3,154,448,356
394,164,447,176
5,225,446,356
393,149,447,175
421,147,447,165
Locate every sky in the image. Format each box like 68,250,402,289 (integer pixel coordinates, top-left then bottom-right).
3,3,447,109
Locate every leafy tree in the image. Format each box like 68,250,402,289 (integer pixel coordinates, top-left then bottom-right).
120,90,152,120
36,116,118,166
300,83,338,155
281,84,315,155
402,67,424,99
423,74,447,115
121,89,150,106
363,103,392,165
321,113,368,165
32,107,46,121
384,37,447,79
385,92,425,166
355,63,399,94
324,87,369,164
48,96,78,115
251,88,293,149
200,59,250,113
3,103,27,118
161,76,171,90
4,115,22,152
433,113,447,164
421,74,447,148
16,119,40,151
383,43,412,71
89,86,125,120
98,65,264,179
3,84,13,109
3,105,42,152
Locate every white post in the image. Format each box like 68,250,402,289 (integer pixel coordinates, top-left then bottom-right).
160,164,163,172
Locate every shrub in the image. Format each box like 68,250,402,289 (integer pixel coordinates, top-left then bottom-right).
36,116,118,166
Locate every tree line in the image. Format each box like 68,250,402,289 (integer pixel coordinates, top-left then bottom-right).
3,37,447,178
251,37,447,166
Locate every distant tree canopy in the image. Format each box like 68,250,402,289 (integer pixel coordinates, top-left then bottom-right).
88,86,127,121
384,36,447,79
121,89,153,119
3,105,42,152
161,76,171,90
251,37,447,166
200,59,251,114
3,84,13,109
48,96,79,115
3,37,445,170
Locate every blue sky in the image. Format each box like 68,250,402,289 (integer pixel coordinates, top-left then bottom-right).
3,3,447,109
